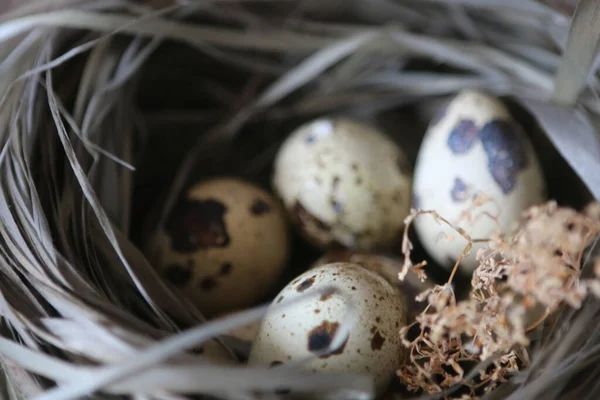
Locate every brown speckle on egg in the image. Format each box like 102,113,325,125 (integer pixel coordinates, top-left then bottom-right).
392,191,403,203
307,320,348,358
165,198,230,252
199,277,217,291
219,262,232,275
164,263,192,286
320,292,333,301
330,199,343,213
371,331,385,351
296,276,316,292
332,176,341,190
250,198,271,215
277,296,284,303
269,360,283,367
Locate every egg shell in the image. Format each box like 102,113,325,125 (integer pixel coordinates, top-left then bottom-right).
153,177,290,317
248,262,407,396
272,117,412,251
312,250,432,320
412,90,547,273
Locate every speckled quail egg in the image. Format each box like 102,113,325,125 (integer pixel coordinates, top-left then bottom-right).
412,90,547,274
272,117,412,251
152,177,290,317
312,250,432,320
248,262,407,396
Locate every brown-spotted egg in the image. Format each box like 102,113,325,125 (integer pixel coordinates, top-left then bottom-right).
248,262,407,396
412,90,547,274
272,118,412,251
312,250,432,320
152,177,290,317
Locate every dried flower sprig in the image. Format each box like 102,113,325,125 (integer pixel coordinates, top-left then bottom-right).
396,201,600,399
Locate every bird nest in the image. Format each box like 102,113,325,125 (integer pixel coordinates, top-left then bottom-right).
1,1,600,400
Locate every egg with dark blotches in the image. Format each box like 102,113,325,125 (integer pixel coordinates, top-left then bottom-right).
311,250,432,320
247,263,407,396
272,117,412,251
152,177,290,317
412,90,547,274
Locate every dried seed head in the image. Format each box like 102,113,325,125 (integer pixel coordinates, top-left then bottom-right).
397,201,600,398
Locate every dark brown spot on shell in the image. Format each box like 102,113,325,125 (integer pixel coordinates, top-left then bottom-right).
307,321,348,358
371,330,385,350
351,286,356,291
375,317,381,323
332,176,341,190
199,277,217,291
320,292,333,301
351,163,359,171
219,262,232,275
165,198,230,252
296,276,316,292
164,264,192,286
250,198,271,215
269,361,283,367
277,296,284,303
370,326,377,334
314,309,321,314
330,199,343,213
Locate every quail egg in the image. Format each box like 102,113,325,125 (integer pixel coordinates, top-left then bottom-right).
412,90,547,274
272,117,412,251
248,262,407,396
312,250,432,319
152,177,290,316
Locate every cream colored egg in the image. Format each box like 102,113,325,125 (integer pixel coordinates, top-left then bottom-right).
248,263,407,396
412,90,547,274
272,118,412,251
312,250,432,320
152,177,290,317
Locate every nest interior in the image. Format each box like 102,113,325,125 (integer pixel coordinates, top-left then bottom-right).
1,1,599,400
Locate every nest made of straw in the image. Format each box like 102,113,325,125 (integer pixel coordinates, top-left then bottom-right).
0,0,600,399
